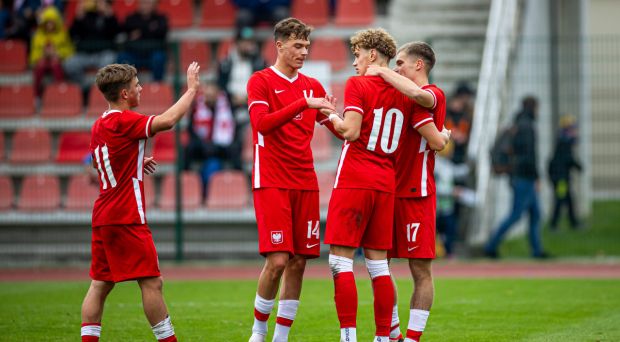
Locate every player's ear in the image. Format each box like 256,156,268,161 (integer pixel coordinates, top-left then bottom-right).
369,49,377,62
416,58,424,71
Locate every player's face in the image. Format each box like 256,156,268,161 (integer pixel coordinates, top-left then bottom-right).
352,47,372,75
394,51,422,80
126,77,142,108
277,37,310,70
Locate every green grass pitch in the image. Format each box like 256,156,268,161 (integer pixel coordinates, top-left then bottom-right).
1,278,619,341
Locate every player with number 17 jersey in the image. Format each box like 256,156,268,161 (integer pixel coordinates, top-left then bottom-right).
325,75,415,250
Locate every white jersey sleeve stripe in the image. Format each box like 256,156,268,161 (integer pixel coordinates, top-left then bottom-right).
254,144,261,188
132,177,146,224
249,101,269,111
425,89,437,110
344,106,364,114
421,150,429,197
145,115,155,138
413,117,434,129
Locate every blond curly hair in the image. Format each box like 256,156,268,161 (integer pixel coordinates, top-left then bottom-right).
349,28,397,60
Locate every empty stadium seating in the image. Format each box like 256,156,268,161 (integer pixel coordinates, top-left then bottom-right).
65,174,99,211
0,176,13,211
143,175,155,208
335,0,375,26
201,0,236,27
311,125,334,161
0,132,4,161
317,171,336,208
261,42,277,65
216,38,233,60
0,40,28,74
330,82,345,113
309,38,349,71
180,40,212,73
292,0,330,26
158,0,194,28
56,131,91,163
205,170,250,209
159,172,202,210
17,175,61,211
10,128,52,164
241,126,253,164
153,130,187,163
138,82,173,116
87,85,109,118
40,82,83,119
0,85,35,119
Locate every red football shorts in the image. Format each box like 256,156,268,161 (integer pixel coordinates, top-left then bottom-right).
253,188,321,258
389,195,437,259
90,224,161,283
324,188,394,250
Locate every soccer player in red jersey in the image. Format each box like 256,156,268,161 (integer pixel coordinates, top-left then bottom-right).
367,42,449,342
80,62,201,342
246,18,338,342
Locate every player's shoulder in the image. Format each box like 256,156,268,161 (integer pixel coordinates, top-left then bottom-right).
248,68,272,86
423,84,445,98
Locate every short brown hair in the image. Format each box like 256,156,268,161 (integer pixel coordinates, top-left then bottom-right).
398,41,436,73
95,64,137,102
274,17,313,41
350,28,397,60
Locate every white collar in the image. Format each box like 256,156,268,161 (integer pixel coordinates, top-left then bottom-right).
102,109,122,118
270,65,298,83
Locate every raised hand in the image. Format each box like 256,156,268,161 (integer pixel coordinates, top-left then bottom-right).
143,156,158,175
365,65,385,76
306,97,336,112
319,94,338,117
187,62,201,92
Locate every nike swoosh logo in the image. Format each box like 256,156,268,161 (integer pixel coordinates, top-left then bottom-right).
408,246,419,252
275,89,285,94
306,243,319,248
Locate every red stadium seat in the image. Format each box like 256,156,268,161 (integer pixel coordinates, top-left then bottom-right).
310,38,349,71
86,84,110,118
65,174,100,211
158,0,193,28
63,0,77,27
180,40,211,73
159,172,202,210
311,125,333,161
0,176,13,211
10,128,52,164
0,132,4,161
0,85,35,119
56,131,91,163
0,40,28,73
261,41,277,65
40,82,83,118
201,0,236,27
113,0,138,23
143,175,155,208
292,0,330,26
330,82,345,113
153,130,188,164
205,170,250,209
216,38,233,61
18,174,61,211
317,171,335,208
139,82,173,116
334,0,375,26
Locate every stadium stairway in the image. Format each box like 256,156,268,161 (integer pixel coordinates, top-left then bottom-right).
387,0,491,95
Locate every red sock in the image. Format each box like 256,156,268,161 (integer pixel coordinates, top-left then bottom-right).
372,275,395,336
81,337,99,342
334,271,357,328
406,329,423,341
159,336,177,342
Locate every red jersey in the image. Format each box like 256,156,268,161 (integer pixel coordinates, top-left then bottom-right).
247,66,329,190
90,109,155,227
333,76,414,193
395,84,446,198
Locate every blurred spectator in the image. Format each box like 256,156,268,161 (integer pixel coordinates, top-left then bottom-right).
29,5,74,98
0,1,9,39
217,26,267,122
63,0,119,100
445,82,474,165
118,0,167,81
484,96,548,259
435,142,459,257
233,0,290,28
184,82,241,200
2,0,63,42
548,115,582,230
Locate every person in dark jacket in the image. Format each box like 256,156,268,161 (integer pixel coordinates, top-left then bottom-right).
548,115,582,230
117,0,167,81
485,96,549,259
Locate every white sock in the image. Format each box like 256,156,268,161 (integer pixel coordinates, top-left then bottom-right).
408,309,430,332
340,327,357,342
81,324,101,338
390,303,401,338
273,300,299,342
151,315,175,340
253,294,275,335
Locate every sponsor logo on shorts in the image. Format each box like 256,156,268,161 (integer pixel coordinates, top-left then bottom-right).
271,231,283,244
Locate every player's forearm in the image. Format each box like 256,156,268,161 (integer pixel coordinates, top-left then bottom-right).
321,119,345,140
329,111,360,141
418,123,449,151
377,68,434,108
151,89,198,134
252,98,308,135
